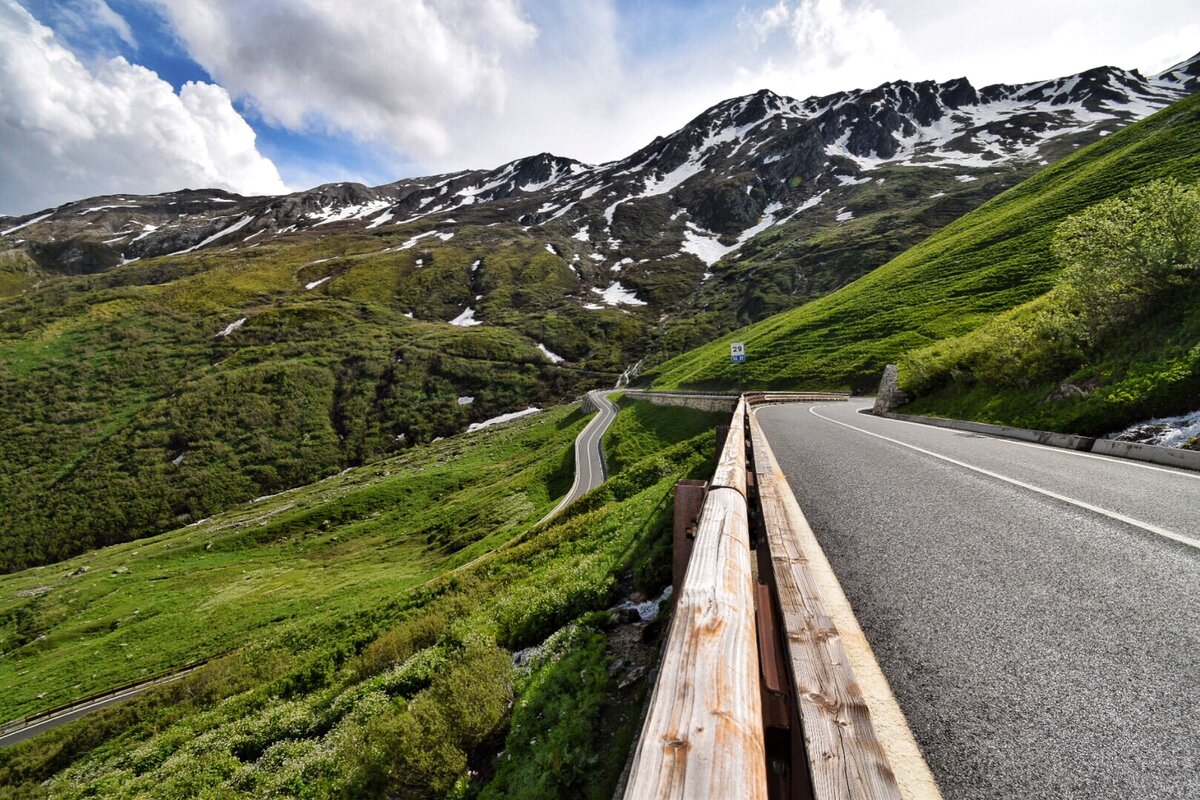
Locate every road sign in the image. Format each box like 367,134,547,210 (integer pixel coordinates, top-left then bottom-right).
730,342,745,363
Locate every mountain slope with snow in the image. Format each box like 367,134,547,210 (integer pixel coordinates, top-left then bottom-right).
3,53,1196,311
0,52,1197,570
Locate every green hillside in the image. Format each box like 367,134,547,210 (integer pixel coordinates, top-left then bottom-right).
646,93,1200,405
0,399,720,798
0,224,642,572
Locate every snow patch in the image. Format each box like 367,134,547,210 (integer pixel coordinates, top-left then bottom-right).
467,407,541,432
457,396,475,405
591,282,647,307
366,210,394,229
305,277,331,290
682,226,738,267
398,231,438,250
312,199,391,226
215,317,247,337
1,212,53,236
169,216,254,255
537,343,565,363
77,204,138,214
449,307,482,327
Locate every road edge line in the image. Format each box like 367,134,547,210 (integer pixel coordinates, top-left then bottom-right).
751,406,942,800
815,406,1200,551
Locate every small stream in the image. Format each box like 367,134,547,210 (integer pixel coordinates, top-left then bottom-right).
1107,409,1200,449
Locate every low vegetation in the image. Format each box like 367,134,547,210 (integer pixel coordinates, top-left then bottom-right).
603,397,728,476
0,400,723,798
900,178,1200,433
0,225,639,573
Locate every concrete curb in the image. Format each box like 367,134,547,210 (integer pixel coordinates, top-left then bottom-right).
878,410,1200,472
1090,437,1200,471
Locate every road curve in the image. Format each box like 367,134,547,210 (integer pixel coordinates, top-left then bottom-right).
757,400,1200,800
3,392,622,749
540,389,618,523
0,665,203,749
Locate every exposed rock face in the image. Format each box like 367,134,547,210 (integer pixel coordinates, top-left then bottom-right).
873,364,908,414
2,51,1197,334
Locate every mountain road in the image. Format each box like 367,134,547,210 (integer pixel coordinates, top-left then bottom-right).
756,400,1200,799
540,389,618,523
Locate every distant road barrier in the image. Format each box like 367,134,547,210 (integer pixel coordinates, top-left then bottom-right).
1,659,211,747
623,391,934,800
623,389,850,415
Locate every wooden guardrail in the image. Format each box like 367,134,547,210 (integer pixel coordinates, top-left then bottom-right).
747,410,903,799
624,391,923,800
624,396,769,799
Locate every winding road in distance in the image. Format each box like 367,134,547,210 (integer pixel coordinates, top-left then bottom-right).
541,389,619,523
3,390,621,748
757,400,1200,800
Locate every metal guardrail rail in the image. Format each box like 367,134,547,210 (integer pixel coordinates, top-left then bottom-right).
623,391,922,800
0,659,210,744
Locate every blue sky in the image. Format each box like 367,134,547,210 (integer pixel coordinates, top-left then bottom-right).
2,0,1198,215
17,0,401,187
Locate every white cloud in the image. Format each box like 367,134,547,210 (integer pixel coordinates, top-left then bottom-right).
28,0,136,54
740,0,916,92
74,0,135,49
0,0,286,216
4,0,1197,214
150,0,537,160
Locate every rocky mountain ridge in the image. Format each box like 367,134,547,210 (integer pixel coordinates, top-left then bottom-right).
4,52,1197,285
1,51,1197,572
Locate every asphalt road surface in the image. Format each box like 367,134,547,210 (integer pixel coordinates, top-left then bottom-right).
541,389,618,522
0,666,201,748
757,400,1200,800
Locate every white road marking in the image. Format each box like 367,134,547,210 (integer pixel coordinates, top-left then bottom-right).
810,406,1200,551
862,405,1200,482
539,390,616,524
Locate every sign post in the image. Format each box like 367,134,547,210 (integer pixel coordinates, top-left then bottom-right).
731,342,745,391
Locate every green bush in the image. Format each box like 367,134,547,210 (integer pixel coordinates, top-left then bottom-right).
900,179,1200,430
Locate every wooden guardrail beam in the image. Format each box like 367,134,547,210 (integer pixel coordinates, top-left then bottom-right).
747,408,923,800
624,397,768,800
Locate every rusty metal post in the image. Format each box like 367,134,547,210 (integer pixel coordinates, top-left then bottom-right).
715,424,729,462
672,480,707,603
756,582,792,799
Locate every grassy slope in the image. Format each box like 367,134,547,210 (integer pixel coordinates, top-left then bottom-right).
646,93,1200,394
0,223,644,573
0,406,584,721
603,397,728,475
0,401,723,799
900,285,1200,435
